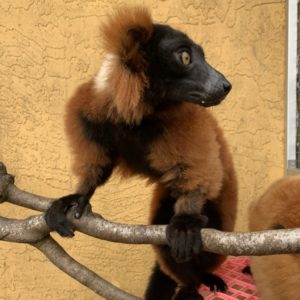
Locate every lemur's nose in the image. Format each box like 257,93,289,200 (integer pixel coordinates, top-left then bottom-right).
222,80,232,95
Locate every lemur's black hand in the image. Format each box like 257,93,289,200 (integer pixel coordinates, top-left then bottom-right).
45,194,87,237
166,214,207,263
202,272,228,292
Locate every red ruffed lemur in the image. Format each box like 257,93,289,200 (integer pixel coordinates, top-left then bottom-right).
45,7,237,300
249,176,300,300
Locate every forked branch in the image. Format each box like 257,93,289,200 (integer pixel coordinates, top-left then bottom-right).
1,162,300,300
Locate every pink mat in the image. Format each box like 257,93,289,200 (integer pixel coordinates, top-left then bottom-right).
199,256,259,300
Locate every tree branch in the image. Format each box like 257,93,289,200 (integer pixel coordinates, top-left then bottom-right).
1,161,300,299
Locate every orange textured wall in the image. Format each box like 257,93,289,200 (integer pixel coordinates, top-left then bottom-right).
0,0,286,299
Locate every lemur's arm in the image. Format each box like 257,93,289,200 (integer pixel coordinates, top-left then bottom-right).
45,138,114,237
166,190,208,263
72,147,114,219
162,166,216,263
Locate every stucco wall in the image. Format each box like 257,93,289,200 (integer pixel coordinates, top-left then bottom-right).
0,0,286,299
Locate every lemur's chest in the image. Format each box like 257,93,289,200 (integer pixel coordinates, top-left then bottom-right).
80,114,164,176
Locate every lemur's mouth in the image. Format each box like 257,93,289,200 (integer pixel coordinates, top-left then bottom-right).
199,99,223,107
189,91,226,107
200,94,228,107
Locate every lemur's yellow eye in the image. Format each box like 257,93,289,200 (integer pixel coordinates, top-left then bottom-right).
181,51,191,65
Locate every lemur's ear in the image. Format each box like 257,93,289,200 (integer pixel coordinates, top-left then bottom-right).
101,7,153,72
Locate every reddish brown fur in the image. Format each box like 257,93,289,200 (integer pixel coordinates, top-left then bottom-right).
108,63,152,124
216,128,237,232
149,104,225,198
99,7,153,124
101,7,152,68
64,81,112,190
249,176,300,300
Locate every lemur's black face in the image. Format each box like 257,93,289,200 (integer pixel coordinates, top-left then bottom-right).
144,24,231,108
